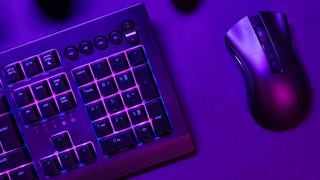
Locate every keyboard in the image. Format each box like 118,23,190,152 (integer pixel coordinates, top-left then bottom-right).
0,3,194,180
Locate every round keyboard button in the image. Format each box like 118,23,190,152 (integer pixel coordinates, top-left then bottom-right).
109,31,122,45
79,41,94,55
64,46,78,60
94,35,108,50
122,20,135,31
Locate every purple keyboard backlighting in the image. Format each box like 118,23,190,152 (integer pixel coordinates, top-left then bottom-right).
0,3,194,179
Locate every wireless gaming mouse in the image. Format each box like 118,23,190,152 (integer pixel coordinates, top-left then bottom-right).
225,12,311,130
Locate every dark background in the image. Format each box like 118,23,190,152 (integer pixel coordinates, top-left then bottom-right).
1,0,320,179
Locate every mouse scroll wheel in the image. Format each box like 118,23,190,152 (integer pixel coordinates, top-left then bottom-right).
254,26,269,43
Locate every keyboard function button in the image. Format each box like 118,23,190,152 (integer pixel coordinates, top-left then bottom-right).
90,60,111,79
72,66,93,86
13,87,34,107
94,35,108,50
31,81,52,100
146,100,172,137
49,74,70,94
135,123,154,143
109,31,122,45
122,88,141,108
38,99,59,118
0,114,24,151
9,164,38,180
56,92,76,112
4,63,24,84
92,118,112,138
0,96,10,114
80,84,100,103
40,156,61,176
104,95,124,114
21,57,43,78
133,65,159,101
51,132,72,152
58,150,78,170
126,46,147,66
86,101,106,120
111,112,130,131
76,143,96,164
40,50,61,71
64,46,79,60
115,71,135,90
108,53,129,73
99,130,137,155
128,105,148,125
20,105,41,125
98,78,117,97
122,20,135,31
79,41,94,55
124,30,139,45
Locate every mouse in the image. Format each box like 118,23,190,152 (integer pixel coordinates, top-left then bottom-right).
37,0,71,19
171,0,201,13
224,12,311,130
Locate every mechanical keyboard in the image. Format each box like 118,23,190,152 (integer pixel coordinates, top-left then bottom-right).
0,3,194,180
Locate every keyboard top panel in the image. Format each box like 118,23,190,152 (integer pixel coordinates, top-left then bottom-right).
0,3,194,179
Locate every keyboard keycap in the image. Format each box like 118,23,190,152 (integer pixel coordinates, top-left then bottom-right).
91,60,111,79
100,130,137,155
72,66,93,86
135,123,154,143
86,101,106,120
108,53,129,73
128,105,148,125
76,143,96,164
58,150,78,170
146,100,172,136
13,87,34,107
104,95,124,114
9,164,38,180
49,74,70,94
92,119,112,138
80,84,100,103
38,99,59,118
3,63,24,84
51,132,72,152
94,35,108,50
20,105,41,124
0,148,31,172
115,71,135,90
40,50,61,71
126,46,146,66
98,78,117,97
31,81,52,100
0,96,10,114
0,114,24,151
122,88,141,107
40,156,61,176
56,92,77,112
111,112,130,131
134,65,159,101
0,173,8,180
21,57,42,78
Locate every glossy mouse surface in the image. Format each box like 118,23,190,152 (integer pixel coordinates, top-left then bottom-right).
225,12,311,130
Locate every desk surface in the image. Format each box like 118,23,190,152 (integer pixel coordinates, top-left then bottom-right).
1,0,320,179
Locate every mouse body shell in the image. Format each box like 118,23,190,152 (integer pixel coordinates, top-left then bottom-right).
225,12,311,130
